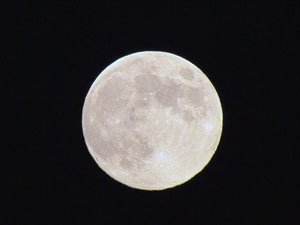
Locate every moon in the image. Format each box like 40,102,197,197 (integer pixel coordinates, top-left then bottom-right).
82,51,223,190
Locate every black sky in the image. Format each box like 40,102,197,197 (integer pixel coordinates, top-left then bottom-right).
3,1,299,224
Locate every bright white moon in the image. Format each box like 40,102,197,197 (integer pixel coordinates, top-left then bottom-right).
82,51,223,190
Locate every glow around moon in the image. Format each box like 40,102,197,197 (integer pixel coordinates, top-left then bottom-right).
82,51,223,190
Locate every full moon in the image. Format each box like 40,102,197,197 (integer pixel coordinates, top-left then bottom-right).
82,51,223,190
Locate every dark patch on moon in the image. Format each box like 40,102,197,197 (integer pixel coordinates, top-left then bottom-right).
182,110,195,122
179,68,194,80
96,77,130,116
134,74,161,94
118,132,155,169
154,79,183,108
135,98,149,108
185,86,203,106
122,105,147,129
133,133,154,159
90,127,155,169
119,158,134,170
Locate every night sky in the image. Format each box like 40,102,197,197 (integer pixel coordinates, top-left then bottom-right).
3,1,299,224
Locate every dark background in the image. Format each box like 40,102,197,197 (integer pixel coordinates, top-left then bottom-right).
3,1,299,224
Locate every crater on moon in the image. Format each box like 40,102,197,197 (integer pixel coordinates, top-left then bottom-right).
82,51,223,190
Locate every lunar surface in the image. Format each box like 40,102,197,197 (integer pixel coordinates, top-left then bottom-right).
82,51,223,190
